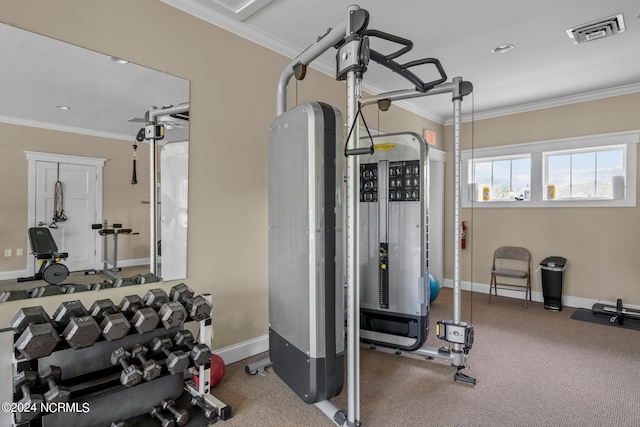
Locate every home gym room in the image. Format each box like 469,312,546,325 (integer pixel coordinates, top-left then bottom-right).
0,0,638,426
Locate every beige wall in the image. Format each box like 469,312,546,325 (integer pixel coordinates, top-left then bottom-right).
3,0,637,354
444,92,640,305
0,123,150,272
0,0,439,350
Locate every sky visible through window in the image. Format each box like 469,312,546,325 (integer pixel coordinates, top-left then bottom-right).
474,157,530,200
547,149,623,199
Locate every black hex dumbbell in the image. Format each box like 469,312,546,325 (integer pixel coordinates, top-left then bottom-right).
174,330,212,367
91,280,114,291
90,298,132,341
150,337,190,375
111,347,143,387
0,290,31,302
191,395,217,421
170,283,213,321
150,406,175,427
52,300,102,350
118,295,160,334
162,399,189,426
143,288,170,310
158,301,188,329
11,306,61,359
39,365,71,403
145,289,192,329
130,343,162,381
30,285,65,298
13,371,44,423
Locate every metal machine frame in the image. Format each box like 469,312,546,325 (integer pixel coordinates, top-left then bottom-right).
249,5,474,426
143,103,190,277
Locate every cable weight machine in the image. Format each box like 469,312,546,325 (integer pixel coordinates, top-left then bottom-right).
247,5,475,425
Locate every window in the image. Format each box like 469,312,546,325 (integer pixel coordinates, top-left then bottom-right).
461,131,638,208
545,147,624,200
473,156,530,201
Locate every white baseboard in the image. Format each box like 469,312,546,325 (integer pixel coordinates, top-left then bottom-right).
215,334,268,366
118,258,150,268
441,278,640,311
0,269,28,281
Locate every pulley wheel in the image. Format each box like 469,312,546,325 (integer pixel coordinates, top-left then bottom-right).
43,263,69,285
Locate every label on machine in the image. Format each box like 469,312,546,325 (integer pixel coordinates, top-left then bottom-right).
360,160,420,203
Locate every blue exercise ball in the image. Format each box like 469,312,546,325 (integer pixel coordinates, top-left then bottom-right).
429,273,440,303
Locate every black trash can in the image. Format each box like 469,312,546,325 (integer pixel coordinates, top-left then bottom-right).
540,256,566,311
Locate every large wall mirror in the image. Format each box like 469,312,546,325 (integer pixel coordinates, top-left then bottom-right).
0,24,190,300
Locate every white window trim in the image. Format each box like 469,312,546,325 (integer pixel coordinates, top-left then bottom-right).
461,130,638,208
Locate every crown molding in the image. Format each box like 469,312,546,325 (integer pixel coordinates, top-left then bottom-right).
160,1,640,127
159,0,302,59
0,115,132,141
444,82,640,125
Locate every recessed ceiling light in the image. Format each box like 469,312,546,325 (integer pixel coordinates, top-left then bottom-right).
54,105,70,110
492,44,515,54
109,56,129,64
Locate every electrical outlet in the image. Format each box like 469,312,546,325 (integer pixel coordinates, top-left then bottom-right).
4,249,11,257
16,248,23,256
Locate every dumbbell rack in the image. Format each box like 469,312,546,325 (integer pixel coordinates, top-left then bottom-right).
1,294,231,426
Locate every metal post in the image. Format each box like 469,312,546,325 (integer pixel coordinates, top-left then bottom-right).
148,106,158,276
451,76,463,360
102,219,109,270
0,330,14,426
112,232,119,274
345,5,361,425
198,294,213,396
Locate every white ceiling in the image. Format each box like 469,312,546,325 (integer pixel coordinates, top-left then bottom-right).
0,24,189,143
162,0,640,124
2,1,639,140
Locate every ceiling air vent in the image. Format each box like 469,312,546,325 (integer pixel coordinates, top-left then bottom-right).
566,13,625,44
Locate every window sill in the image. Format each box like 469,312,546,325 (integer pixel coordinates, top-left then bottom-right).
464,198,635,208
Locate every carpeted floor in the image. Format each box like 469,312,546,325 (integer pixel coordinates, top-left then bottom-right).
211,288,640,426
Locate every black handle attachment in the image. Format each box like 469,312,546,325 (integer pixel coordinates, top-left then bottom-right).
363,29,447,93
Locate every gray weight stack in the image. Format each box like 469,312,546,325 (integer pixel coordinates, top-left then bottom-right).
359,132,430,351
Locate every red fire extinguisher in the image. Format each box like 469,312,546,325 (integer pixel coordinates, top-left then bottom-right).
461,221,468,249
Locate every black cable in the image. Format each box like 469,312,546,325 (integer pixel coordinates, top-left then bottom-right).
344,103,375,157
